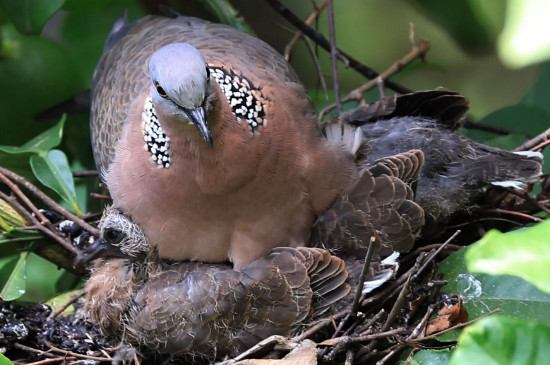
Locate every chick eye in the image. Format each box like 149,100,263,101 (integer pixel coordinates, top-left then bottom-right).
205,67,210,82
104,228,124,244
155,82,168,98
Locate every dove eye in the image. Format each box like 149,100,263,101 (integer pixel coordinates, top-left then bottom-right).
104,228,124,244
155,81,168,98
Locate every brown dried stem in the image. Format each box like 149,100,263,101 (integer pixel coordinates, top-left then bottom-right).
284,0,328,61
319,40,430,121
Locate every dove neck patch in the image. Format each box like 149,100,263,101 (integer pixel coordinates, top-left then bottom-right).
142,97,170,168
209,66,267,133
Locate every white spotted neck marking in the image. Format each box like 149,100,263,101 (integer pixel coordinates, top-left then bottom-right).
209,66,268,132
142,97,170,168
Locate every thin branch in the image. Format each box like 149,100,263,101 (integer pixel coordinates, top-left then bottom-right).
49,288,86,318
351,236,376,315
481,208,544,223
0,191,79,255
0,169,49,224
301,35,330,104
0,166,99,236
284,0,328,61
265,0,412,94
319,40,430,120
514,125,550,152
413,230,461,279
327,0,341,115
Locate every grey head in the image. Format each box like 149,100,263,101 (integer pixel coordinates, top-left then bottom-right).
75,207,149,268
149,43,213,147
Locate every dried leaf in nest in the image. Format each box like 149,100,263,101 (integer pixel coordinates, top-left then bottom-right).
426,295,468,335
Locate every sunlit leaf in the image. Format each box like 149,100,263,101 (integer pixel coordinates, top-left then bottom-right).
450,316,550,365
0,198,28,230
466,221,550,295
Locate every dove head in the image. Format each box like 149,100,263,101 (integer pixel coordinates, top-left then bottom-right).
149,43,213,146
75,207,149,268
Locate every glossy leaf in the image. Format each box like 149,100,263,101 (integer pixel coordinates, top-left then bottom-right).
466,221,550,295
437,246,550,341
0,353,15,365
0,251,28,301
521,61,550,113
0,116,65,155
0,0,65,35
450,316,550,365
30,149,82,215
407,348,453,365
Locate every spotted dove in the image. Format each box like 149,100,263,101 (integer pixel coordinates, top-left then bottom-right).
80,206,354,359
91,14,359,269
78,147,424,358
342,90,544,235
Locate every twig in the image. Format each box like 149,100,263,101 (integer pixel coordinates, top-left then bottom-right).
413,230,461,279
72,170,99,177
481,208,544,222
24,357,77,365
460,119,514,136
321,327,405,346
265,0,412,94
301,35,330,104
319,40,430,121
514,125,550,152
407,308,502,343
407,306,434,340
327,0,341,115
0,191,79,255
293,310,348,341
284,0,328,61
225,335,289,362
352,236,376,315
13,343,55,358
0,169,49,224
381,276,410,332
49,288,86,318
531,138,550,152
43,340,112,362
499,186,550,216
0,166,99,235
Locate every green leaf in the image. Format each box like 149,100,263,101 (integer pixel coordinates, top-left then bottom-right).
44,288,83,316
463,105,550,143
0,353,15,365
0,0,65,35
198,0,255,35
30,149,82,215
466,221,550,295
0,198,28,230
0,251,28,301
521,62,550,113
0,116,65,155
407,348,453,365
437,246,550,341
450,316,550,365
411,0,498,53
